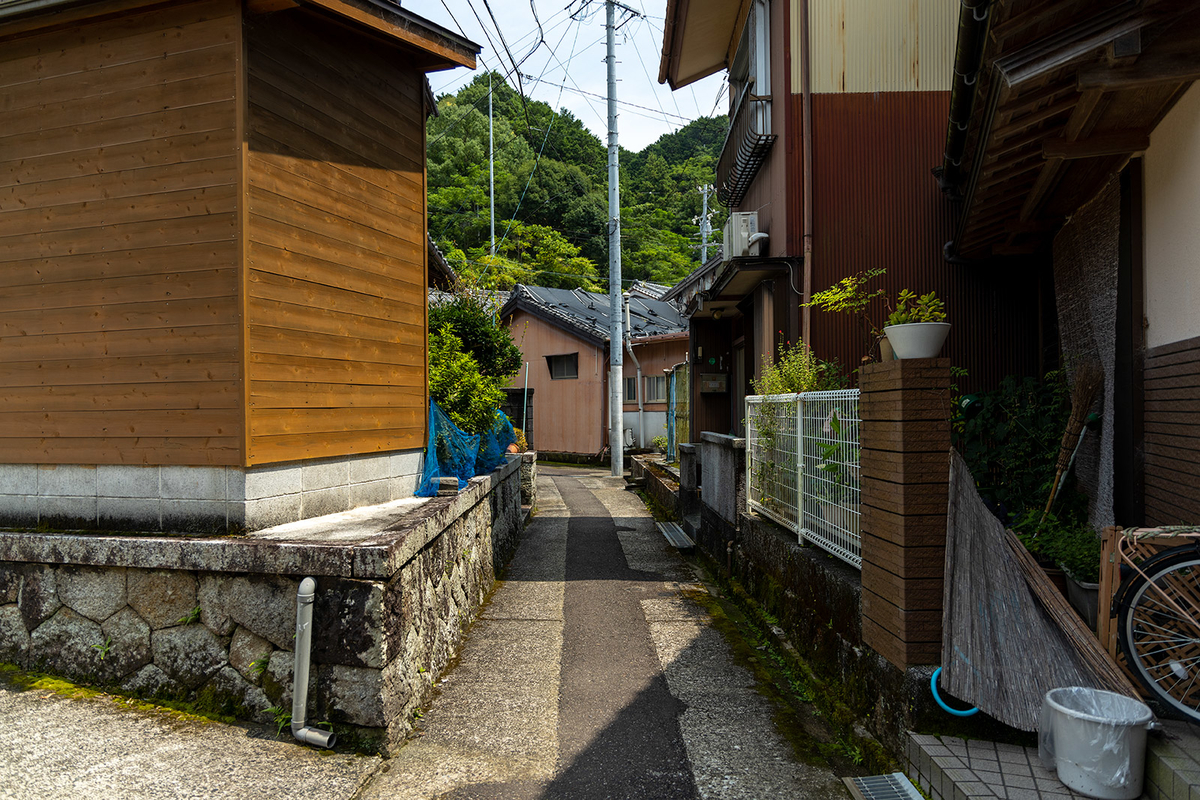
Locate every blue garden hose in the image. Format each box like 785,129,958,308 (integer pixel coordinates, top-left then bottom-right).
931,667,980,717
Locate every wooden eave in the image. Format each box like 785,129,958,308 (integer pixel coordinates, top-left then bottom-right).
658,0,749,90
948,0,1200,260
0,0,479,71
296,0,478,72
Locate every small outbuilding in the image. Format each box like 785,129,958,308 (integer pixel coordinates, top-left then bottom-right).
500,285,688,457
0,0,479,531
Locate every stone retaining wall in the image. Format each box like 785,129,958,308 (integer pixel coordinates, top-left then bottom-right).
0,455,522,753
629,456,680,518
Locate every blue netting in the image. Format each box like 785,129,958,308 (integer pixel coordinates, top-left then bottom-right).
416,401,480,497
475,409,516,475
416,402,516,497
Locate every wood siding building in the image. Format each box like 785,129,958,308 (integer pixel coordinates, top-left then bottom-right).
501,285,688,456
0,0,477,530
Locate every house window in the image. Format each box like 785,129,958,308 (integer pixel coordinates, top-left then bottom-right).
546,353,578,380
644,375,667,403
729,0,770,114
625,376,638,400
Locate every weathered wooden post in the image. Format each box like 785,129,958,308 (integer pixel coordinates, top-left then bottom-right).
858,358,951,669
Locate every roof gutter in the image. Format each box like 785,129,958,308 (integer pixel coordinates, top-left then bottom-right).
658,0,682,85
940,1,1146,260
938,0,993,197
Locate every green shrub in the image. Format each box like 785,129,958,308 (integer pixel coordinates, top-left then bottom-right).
429,289,522,379
428,324,505,434
804,269,887,359
752,339,846,395
952,371,1072,523
1012,505,1101,583
885,289,946,325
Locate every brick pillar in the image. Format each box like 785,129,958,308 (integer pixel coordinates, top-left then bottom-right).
859,358,951,670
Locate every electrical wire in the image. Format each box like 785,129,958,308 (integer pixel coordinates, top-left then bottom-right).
480,0,540,127
470,9,584,287
520,74,692,122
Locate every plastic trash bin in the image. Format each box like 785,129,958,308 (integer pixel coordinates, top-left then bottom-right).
1038,687,1154,799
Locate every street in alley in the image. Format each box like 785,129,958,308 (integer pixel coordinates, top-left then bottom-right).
0,466,847,800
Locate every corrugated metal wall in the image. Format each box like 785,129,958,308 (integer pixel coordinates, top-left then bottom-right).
801,91,1045,391
796,0,957,94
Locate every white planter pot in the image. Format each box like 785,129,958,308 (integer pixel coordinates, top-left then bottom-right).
883,322,950,359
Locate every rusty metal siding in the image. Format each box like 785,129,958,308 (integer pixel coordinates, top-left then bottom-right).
734,0,791,258
803,91,1044,392
798,0,956,94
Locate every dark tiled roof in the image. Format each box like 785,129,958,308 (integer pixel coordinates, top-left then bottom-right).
427,236,457,289
500,285,686,345
628,280,671,300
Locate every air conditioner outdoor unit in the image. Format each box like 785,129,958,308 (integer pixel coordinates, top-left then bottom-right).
722,211,760,262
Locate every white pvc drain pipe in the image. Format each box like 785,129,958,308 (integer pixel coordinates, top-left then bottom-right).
292,577,336,748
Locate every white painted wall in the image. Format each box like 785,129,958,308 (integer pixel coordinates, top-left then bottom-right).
623,410,670,448
1144,83,1200,349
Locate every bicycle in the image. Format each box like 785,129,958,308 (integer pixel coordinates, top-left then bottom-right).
1111,526,1200,723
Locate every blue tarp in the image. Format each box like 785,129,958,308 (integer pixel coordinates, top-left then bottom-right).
475,407,516,475
415,401,516,497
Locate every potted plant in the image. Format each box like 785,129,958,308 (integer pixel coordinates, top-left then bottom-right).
883,289,950,359
803,268,887,364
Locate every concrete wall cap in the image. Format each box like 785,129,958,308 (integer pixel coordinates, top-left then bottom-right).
700,432,746,449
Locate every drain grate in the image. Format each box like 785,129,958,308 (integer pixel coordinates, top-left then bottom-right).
843,772,925,800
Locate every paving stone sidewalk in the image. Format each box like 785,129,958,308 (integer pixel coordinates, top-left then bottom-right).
357,466,848,799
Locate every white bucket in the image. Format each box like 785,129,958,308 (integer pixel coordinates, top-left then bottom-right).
1039,687,1154,799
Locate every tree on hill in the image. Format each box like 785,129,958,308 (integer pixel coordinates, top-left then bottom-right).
427,72,729,292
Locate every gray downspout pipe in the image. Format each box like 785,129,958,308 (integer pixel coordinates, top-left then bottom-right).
292,577,336,749
623,293,644,447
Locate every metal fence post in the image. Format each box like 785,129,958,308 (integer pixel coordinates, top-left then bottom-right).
796,393,805,543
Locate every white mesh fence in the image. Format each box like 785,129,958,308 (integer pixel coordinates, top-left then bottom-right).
746,390,861,568
746,394,801,531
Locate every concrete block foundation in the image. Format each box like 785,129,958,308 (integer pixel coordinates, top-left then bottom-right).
0,450,424,534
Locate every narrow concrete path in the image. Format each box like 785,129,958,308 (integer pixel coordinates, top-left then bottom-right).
0,682,380,800
359,466,847,800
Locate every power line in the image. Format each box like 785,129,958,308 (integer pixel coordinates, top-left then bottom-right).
519,73,692,122
472,8,586,287
429,11,598,146
480,0,539,127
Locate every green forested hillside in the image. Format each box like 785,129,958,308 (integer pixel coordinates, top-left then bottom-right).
427,72,727,291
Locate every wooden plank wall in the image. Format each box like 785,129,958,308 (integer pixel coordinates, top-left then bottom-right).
1143,334,1200,525
0,0,243,466
244,11,427,465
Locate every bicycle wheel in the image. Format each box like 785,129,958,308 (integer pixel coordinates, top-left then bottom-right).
1117,548,1200,722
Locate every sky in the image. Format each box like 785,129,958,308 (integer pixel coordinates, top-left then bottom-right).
413,1,728,152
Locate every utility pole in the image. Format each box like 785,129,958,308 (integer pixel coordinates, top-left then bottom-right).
489,70,496,258
606,0,624,478
698,183,714,262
